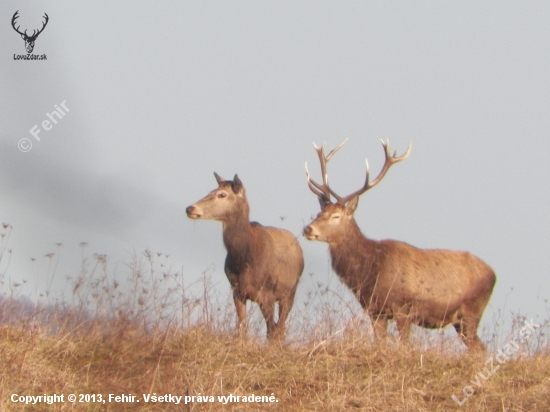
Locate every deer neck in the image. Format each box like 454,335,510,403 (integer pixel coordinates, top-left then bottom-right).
222,205,254,271
329,220,381,296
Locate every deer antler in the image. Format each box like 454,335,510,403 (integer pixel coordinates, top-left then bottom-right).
11,11,26,37
306,139,411,207
305,139,348,206
30,13,49,39
337,139,412,205
11,11,49,40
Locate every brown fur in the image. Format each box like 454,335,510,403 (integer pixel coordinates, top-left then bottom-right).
304,141,496,351
305,202,496,351
187,174,304,341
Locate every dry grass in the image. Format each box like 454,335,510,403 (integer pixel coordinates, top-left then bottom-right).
0,229,549,411
1,318,549,411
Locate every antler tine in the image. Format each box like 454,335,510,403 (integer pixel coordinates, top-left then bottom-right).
366,139,411,190
337,140,411,205
11,11,26,36
305,161,330,203
325,138,348,162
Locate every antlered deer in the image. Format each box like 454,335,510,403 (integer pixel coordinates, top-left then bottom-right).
187,173,304,341
303,140,496,351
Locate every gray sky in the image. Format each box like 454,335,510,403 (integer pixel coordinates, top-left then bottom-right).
1,2,549,335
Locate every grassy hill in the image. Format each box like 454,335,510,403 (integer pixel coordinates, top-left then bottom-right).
1,295,549,411
0,239,548,411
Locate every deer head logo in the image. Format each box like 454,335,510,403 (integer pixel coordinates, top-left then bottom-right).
11,11,49,54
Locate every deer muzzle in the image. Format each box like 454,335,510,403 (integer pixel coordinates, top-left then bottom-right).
303,225,319,240
186,205,202,219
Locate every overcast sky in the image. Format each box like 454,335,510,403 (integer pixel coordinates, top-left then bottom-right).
1,2,549,338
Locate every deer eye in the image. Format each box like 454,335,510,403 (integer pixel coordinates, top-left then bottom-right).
217,192,227,198
331,214,341,219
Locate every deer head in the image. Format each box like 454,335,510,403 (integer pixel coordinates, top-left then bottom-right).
12,11,49,54
186,173,247,222
303,139,411,243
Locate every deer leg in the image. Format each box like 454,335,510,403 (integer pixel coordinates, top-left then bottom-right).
395,315,411,345
462,316,485,352
233,296,247,337
371,315,388,345
466,334,485,352
453,319,465,343
454,310,485,352
259,302,276,341
272,296,293,341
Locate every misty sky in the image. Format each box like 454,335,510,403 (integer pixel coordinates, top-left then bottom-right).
1,2,550,337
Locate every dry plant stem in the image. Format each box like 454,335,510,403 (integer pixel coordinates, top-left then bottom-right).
0,239,547,411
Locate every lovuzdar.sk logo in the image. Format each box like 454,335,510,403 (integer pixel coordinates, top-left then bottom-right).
11,10,49,60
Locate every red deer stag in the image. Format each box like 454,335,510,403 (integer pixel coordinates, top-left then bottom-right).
303,140,496,351
187,173,304,341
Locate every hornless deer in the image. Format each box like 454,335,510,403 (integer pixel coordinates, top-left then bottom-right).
186,173,304,341
303,140,496,351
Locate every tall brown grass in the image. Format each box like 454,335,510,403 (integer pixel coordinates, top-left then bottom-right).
0,229,549,411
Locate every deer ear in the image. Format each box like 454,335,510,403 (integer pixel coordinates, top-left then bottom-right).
344,196,359,215
21,34,25,40
214,172,225,185
318,195,331,211
232,174,244,195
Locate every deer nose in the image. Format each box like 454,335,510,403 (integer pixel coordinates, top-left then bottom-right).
186,205,198,217
303,225,320,240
